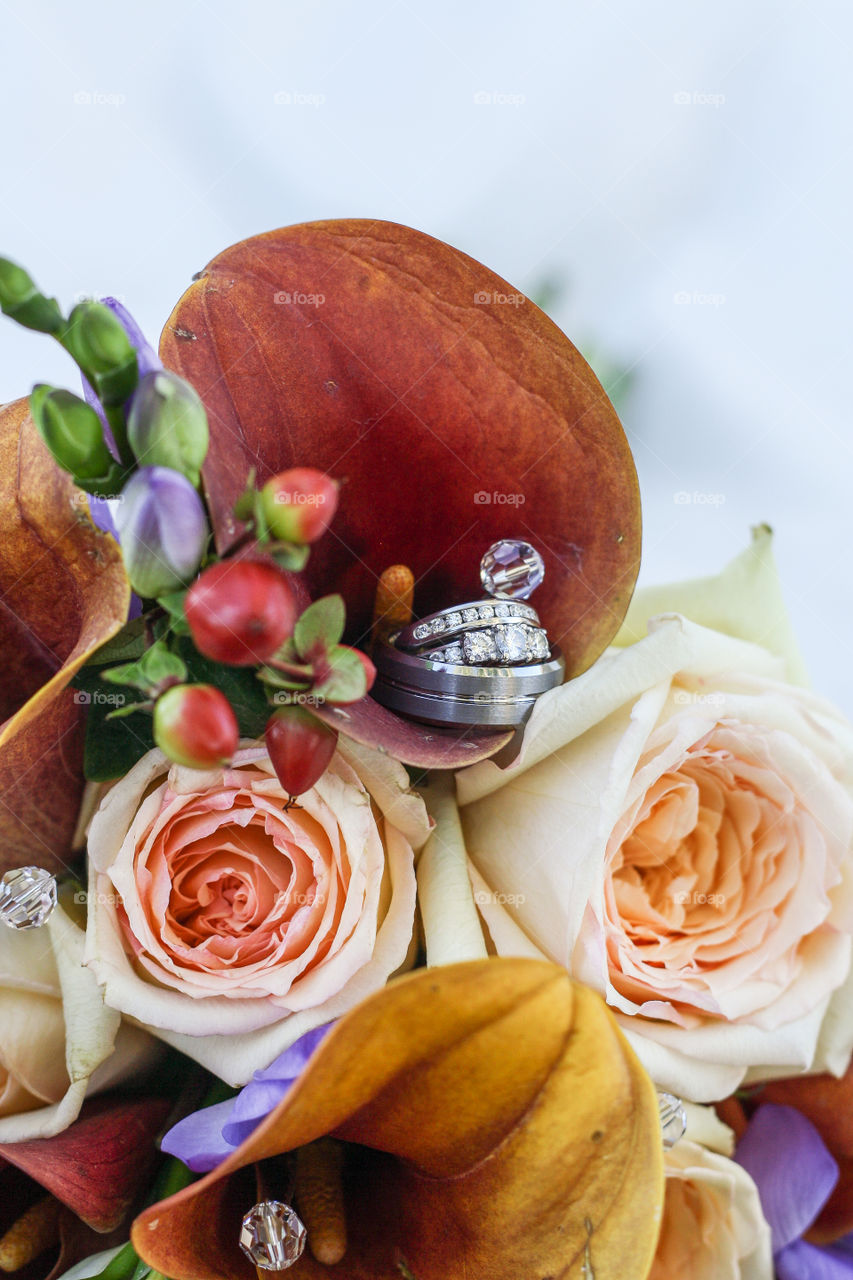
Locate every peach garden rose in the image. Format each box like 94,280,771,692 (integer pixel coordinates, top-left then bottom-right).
455,528,853,1100
85,738,429,1084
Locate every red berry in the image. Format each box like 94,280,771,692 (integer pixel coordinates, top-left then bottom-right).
259,468,339,544
154,684,239,769
185,560,297,666
265,705,338,796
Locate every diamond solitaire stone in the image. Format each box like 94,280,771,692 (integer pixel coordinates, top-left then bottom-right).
239,1201,307,1270
528,629,550,660
657,1092,687,1149
480,539,545,600
463,629,498,663
0,867,57,930
495,624,529,662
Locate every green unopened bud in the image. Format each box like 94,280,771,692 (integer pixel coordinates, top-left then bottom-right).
62,302,138,406
127,370,209,485
0,257,64,334
29,385,125,495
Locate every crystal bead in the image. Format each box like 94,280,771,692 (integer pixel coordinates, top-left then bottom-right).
0,867,57,930
463,629,498,664
495,624,528,662
658,1091,687,1149
239,1201,307,1270
480,539,545,600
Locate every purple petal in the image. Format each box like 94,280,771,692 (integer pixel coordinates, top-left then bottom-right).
80,299,163,456
736,1104,839,1252
100,297,162,379
776,1238,853,1279
160,1098,236,1173
253,1024,333,1084
222,1024,335,1146
161,1024,335,1172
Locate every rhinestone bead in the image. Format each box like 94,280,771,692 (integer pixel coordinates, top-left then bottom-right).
480,539,545,600
0,867,57,930
657,1092,687,1149
239,1201,307,1270
463,629,498,664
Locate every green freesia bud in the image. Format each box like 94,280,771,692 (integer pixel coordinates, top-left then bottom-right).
29,385,125,495
0,257,64,334
62,301,138,405
127,370,209,485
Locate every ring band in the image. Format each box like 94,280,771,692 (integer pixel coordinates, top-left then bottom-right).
372,635,565,729
396,598,540,651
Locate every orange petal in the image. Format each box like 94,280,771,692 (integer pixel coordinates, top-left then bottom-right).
160,220,641,683
0,398,130,872
133,959,663,1279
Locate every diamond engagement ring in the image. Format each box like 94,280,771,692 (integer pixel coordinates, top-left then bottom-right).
372,538,562,728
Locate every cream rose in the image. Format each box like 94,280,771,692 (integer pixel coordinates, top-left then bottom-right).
85,738,429,1084
0,894,156,1142
652,1105,772,1279
456,529,853,1100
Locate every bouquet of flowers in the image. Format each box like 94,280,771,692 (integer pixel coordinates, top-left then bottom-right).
0,220,851,1280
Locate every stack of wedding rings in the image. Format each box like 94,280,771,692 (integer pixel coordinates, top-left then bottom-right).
372,539,565,729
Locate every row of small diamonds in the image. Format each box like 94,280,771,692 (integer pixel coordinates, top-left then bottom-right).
412,601,537,641
426,624,550,666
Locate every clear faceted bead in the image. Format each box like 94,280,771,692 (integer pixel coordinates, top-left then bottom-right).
657,1091,687,1149
0,867,57,930
480,539,545,600
239,1201,307,1271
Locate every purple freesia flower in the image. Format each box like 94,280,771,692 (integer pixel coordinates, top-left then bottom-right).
114,466,207,598
736,1103,853,1277
162,1024,333,1173
81,298,163,551
81,297,163,454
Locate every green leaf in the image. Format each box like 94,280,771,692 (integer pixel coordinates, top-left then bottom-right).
156,590,191,635
105,701,150,721
74,666,157,781
294,594,345,658
84,619,147,667
269,542,310,573
176,638,271,739
312,644,368,704
101,639,187,692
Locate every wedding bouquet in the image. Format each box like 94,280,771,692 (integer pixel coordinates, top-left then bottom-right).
0,220,851,1280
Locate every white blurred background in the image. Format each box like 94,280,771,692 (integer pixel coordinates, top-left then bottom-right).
1,1,850,709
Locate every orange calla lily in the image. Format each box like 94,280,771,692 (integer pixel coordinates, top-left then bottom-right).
0,398,129,872
132,959,664,1280
160,220,641,685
